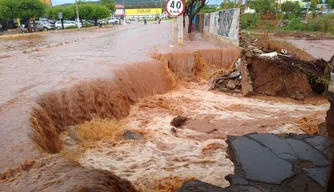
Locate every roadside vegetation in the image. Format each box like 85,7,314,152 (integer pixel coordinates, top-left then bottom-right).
0,0,115,32
241,0,334,34
199,0,334,35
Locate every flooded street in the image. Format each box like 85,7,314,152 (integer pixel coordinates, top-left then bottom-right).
0,21,235,171
0,21,330,191
279,38,334,61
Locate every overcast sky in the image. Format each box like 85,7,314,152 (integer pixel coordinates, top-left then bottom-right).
51,0,240,6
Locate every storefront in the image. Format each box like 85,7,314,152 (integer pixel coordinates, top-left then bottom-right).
125,8,162,19
114,4,125,22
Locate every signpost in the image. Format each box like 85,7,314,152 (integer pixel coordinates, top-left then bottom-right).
58,12,64,30
165,0,185,47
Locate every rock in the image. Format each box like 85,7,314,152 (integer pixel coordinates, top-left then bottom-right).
226,80,236,89
237,61,253,97
171,127,177,134
228,136,294,184
225,174,248,185
286,138,329,166
291,91,305,101
229,71,241,79
123,130,145,140
176,180,225,192
318,122,328,136
303,167,329,187
170,115,188,127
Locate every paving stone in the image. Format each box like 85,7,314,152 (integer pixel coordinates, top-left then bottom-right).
248,134,297,160
286,139,329,166
230,136,294,184
303,167,329,187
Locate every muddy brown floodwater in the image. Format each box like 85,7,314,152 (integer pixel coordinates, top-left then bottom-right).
277,37,334,61
0,21,330,191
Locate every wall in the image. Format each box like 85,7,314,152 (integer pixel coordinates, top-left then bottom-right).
203,8,240,46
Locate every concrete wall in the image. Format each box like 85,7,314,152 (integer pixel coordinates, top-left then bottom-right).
203,8,240,46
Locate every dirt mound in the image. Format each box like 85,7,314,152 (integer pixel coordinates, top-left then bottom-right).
0,156,137,192
247,56,313,97
244,51,333,98
30,62,174,154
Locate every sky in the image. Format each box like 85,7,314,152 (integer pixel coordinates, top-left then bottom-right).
51,0,235,6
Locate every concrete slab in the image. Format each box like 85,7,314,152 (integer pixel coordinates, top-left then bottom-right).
248,134,297,160
304,136,331,158
230,136,294,184
175,180,225,192
286,139,329,166
303,167,329,187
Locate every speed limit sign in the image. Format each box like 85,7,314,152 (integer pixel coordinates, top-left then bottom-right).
165,0,185,17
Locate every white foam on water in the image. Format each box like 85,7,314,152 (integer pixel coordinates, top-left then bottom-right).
76,84,329,191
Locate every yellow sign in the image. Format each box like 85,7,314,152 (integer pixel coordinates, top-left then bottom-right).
125,8,162,15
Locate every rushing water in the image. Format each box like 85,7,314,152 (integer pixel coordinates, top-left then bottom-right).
0,22,330,191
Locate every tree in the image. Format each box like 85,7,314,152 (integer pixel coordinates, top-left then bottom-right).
281,1,301,19
250,0,276,16
220,0,235,9
0,0,46,32
92,4,110,25
325,0,334,9
75,3,95,20
184,0,206,33
45,6,75,20
100,0,116,13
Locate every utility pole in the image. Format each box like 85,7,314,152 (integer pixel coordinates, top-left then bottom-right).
75,0,80,30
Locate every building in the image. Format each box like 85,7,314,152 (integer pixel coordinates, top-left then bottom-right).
125,8,162,19
114,5,125,20
39,0,52,6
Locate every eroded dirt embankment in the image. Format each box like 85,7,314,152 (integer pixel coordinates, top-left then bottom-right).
30,61,175,153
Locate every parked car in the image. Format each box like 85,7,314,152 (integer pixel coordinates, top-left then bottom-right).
31,21,55,32
107,18,119,24
55,20,82,29
125,19,131,24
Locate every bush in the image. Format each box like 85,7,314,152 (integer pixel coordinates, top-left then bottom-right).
283,14,334,33
65,25,78,29
241,14,259,30
286,17,305,31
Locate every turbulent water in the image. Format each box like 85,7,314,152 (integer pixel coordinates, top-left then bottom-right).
0,23,330,191
28,48,329,191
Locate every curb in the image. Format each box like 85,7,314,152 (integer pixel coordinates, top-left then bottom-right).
0,25,114,39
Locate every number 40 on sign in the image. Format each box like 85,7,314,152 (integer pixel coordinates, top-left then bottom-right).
165,0,185,17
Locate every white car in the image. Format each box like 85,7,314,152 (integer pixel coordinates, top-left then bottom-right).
55,20,82,29
107,18,119,24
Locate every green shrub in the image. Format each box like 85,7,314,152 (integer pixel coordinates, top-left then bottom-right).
65,25,77,29
241,14,259,30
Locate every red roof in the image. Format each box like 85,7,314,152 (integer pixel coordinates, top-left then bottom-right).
115,4,124,9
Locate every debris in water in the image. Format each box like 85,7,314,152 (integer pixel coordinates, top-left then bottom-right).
123,130,145,140
170,115,188,127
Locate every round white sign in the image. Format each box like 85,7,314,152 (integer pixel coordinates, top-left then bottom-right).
165,0,185,17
